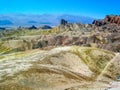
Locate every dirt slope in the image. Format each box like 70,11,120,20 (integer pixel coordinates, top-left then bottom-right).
0,46,119,90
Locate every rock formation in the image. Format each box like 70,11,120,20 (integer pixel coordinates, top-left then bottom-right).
105,15,120,25
40,25,52,29
1,17,120,52
93,15,120,26
92,19,106,26
28,25,37,30
60,19,68,25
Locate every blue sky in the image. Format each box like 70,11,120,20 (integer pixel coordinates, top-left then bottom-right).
0,0,120,18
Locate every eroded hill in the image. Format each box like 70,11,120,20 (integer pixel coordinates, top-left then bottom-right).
0,46,119,90
0,17,120,53
0,15,120,90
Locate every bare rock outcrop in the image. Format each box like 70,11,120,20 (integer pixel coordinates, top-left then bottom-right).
105,15,120,25
1,15,120,53
60,19,68,25
93,15,120,26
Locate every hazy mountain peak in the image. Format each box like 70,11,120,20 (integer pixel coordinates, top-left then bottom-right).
0,14,95,27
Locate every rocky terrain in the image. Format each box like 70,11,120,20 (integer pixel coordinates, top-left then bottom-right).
1,16,119,52
0,15,120,90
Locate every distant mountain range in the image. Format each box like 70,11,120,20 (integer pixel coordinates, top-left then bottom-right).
0,14,95,27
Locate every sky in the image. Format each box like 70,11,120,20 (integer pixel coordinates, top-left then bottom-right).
0,0,120,18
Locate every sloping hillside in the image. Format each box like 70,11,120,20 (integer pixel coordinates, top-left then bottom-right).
0,46,119,90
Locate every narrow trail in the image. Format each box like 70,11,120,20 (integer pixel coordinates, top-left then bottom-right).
96,53,120,81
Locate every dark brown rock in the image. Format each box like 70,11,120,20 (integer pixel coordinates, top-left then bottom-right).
28,25,37,29
92,20,106,26
60,19,68,25
93,15,120,26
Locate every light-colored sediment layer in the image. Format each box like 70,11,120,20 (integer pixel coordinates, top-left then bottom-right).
0,46,119,90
